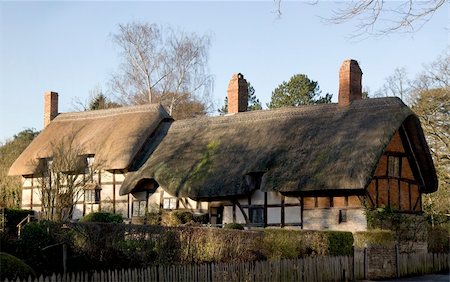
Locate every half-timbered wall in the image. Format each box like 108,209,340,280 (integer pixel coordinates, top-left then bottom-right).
366,131,422,212
222,189,366,231
21,169,130,220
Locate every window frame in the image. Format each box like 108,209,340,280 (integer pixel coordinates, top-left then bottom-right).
387,155,401,178
339,209,347,223
85,187,101,204
132,200,147,217
163,197,177,210
249,207,264,226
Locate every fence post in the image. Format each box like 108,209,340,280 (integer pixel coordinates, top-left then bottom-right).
395,244,400,278
363,248,368,280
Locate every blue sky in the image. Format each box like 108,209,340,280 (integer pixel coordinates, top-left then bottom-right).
0,1,448,141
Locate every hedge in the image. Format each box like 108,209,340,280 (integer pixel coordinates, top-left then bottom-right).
0,252,35,280
80,212,123,223
4,208,34,234
353,230,395,248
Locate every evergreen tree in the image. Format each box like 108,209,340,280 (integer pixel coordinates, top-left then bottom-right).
267,74,332,108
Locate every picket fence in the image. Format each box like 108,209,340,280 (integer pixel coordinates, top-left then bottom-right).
4,253,449,282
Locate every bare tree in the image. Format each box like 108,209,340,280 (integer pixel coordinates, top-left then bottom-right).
72,85,121,112
375,67,412,104
327,0,446,36
110,22,213,118
410,50,450,223
33,133,101,222
274,1,447,37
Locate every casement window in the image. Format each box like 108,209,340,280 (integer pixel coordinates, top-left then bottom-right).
249,207,264,225
85,188,101,204
339,210,347,223
388,156,401,177
132,200,147,217
163,197,177,210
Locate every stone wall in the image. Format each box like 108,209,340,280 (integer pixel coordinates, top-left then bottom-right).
366,246,397,279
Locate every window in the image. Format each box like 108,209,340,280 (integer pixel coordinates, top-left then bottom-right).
85,188,100,204
339,210,347,223
133,200,147,217
388,156,400,177
249,207,264,225
163,198,177,210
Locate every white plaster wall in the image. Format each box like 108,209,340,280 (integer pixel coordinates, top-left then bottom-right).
223,206,233,224
198,201,208,210
251,190,265,205
148,188,162,209
102,202,114,213
100,184,114,203
285,196,299,205
32,189,41,206
267,207,281,224
115,173,126,182
116,202,128,218
303,208,367,232
102,171,114,183
23,178,32,188
267,192,282,205
22,189,31,208
73,204,84,219
235,208,247,224
285,206,301,224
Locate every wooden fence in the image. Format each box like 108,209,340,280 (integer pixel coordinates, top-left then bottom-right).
4,253,448,282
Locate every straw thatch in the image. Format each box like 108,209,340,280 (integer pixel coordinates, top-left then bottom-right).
120,97,437,200
8,104,171,175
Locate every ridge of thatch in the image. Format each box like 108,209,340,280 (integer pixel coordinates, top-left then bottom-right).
9,104,170,175
120,97,437,199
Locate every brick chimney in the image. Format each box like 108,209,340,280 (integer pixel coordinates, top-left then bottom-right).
44,91,58,127
227,73,248,114
338,59,362,107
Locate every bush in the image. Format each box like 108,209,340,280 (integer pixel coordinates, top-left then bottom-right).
354,230,395,248
161,211,194,226
193,213,209,224
0,252,35,280
324,231,354,256
427,225,450,253
223,223,244,230
80,212,123,223
18,221,65,275
4,208,34,235
262,229,353,258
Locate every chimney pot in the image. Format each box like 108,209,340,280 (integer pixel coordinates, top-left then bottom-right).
338,59,362,107
44,91,59,127
227,73,248,114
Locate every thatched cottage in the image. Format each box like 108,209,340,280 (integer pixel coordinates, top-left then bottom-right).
9,60,437,231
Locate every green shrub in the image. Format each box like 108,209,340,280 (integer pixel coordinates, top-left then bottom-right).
427,225,450,253
263,229,307,259
223,223,244,230
0,252,35,280
18,221,65,275
193,213,209,224
262,229,353,258
354,230,395,248
323,231,354,256
80,212,123,223
4,208,34,235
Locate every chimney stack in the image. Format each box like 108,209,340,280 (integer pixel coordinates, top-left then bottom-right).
44,91,58,127
338,60,362,107
227,73,248,114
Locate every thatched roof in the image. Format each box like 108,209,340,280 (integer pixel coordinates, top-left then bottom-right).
9,104,170,175
120,97,437,199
